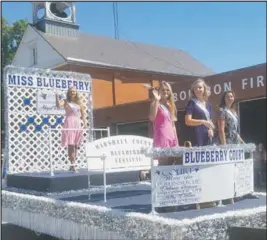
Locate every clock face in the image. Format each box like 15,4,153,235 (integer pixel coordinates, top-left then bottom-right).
48,2,72,20
36,6,45,20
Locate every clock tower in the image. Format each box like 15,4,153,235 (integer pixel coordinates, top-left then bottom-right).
32,2,79,37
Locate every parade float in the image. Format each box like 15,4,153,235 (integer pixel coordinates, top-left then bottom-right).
2,66,266,240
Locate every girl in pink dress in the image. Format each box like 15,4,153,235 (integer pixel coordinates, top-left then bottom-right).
149,81,179,165
56,87,86,172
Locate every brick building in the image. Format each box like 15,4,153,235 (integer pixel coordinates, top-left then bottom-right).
11,2,266,145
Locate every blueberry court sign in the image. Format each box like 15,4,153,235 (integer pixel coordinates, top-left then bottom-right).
183,148,245,166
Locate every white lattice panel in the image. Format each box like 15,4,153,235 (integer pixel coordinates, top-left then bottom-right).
4,66,93,174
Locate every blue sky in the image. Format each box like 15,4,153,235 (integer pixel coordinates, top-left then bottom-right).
2,2,266,73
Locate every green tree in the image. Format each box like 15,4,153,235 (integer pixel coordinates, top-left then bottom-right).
2,17,28,69
1,17,28,138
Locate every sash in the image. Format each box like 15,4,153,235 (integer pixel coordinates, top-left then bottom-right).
68,102,80,116
224,108,238,129
160,104,171,121
191,98,210,120
192,99,213,144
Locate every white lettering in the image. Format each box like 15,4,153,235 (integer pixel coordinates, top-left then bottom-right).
207,86,211,96
173,93,178,102
242,78,248,89
213,84,222,94
242,76,265,89
250,77,254,88
224,82,232,91
173,90,191,101
257,75,264,87
180,91,186,101
173,75,264,101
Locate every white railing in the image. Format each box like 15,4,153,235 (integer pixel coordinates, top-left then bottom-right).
85,135,153,202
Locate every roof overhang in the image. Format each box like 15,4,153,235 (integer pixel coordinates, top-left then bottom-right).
66,57,205,78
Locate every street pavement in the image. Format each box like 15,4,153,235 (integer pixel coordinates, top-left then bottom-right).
2,223,60,240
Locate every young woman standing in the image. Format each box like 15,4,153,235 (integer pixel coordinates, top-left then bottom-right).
56,87,86,172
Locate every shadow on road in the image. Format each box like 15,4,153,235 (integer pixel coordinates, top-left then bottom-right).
2,223,60,240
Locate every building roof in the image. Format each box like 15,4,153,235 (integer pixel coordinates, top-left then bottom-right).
32,25,215,77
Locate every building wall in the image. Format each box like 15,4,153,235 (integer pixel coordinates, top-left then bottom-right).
56,62,266,139
55,64,174,109
172,63,266,110
12,26,65,69
113,72,152,105
56,64,199,109
93,63,266,129
56,64,114,108
94,100,150,126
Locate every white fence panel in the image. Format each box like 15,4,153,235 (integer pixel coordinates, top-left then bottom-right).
4,66,93,174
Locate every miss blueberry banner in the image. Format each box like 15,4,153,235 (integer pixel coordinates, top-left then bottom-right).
7,74,90,92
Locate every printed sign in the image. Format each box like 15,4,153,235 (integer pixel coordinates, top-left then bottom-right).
85,135,153,171
152,163,236,208
234,159,254,197
37,90,66,115
7,74,91,92
153,165,202,207
152,158,254,208
183,148,245,166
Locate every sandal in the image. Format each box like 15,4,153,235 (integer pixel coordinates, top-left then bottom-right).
69,165,77,172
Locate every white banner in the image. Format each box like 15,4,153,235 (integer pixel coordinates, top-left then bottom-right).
7,74,90,92
183,148,245,166
152,159,253,208
37,90,66,115
86,135,153,171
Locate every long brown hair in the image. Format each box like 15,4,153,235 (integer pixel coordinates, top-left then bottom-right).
219,90,237,110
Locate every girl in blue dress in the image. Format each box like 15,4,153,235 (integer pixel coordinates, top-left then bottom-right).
185,79,217,208
185,79,215,146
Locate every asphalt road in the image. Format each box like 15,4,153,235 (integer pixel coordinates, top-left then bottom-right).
2,223,60,240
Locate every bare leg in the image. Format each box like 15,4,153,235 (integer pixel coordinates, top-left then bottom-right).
68,145,75,171
73,146,79,170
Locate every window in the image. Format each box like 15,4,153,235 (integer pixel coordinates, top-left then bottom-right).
32,48,37,65
239,98,266,145
176,110,191,145
29,43,37,66
93,128,109,140
116,121,150,137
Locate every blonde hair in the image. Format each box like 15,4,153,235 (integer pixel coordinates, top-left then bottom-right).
66,87,84,110
190,78,210,102
159,81,177,121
